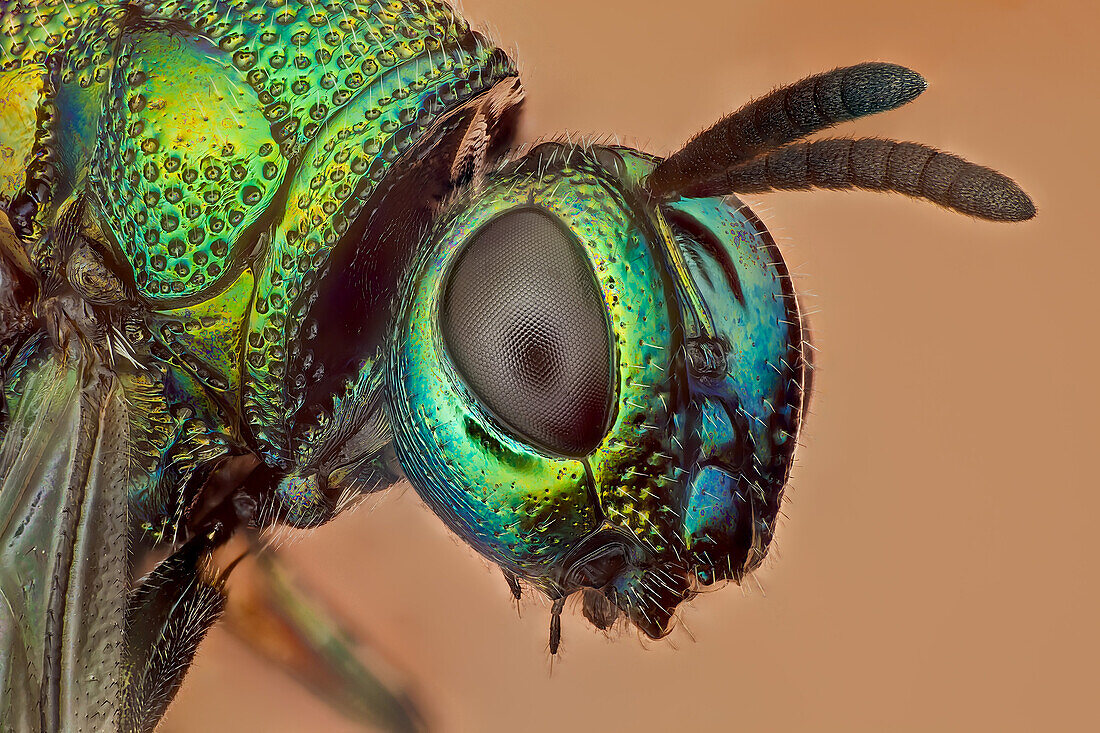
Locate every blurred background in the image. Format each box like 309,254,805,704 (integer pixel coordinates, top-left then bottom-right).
165,0,1098,730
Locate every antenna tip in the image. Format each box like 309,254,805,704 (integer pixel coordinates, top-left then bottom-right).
994,188,1038,222
841,63,928,117
952,167,1037,221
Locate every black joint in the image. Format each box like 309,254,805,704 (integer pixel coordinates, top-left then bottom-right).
686,337,728,382
8,191,38,240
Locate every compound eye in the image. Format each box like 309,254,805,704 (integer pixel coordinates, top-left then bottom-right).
441,208,613,456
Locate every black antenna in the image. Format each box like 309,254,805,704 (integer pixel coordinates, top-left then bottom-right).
679,138,1036,221
647,62,927,197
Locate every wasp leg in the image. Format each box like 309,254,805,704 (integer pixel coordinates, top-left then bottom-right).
129,415,230,544
502,570,522,601
120,534,228,733
119,475,257,733
549,597,567,655
217,536,428,733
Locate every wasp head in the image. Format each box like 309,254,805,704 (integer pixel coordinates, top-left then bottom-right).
385,62,1032,646
386,140,808,642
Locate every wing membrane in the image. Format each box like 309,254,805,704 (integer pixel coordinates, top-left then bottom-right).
0,354,129,731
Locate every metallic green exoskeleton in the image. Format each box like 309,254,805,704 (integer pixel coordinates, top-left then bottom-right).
0,0,1035,729
0,0,520,729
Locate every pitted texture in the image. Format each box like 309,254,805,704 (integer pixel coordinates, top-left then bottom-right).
0,0,518,466
0,0,515,303
95,30,284,300
442,208,612,456
85,0,504,302
243,23,516,462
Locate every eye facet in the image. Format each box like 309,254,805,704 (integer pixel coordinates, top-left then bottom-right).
441,208,613,456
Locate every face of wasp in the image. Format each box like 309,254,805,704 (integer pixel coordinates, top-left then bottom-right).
386,142,810,638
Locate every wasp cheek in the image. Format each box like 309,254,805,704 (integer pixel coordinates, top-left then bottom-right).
682,464,752,585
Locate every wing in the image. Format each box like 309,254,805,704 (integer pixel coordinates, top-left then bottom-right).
0,352,130,731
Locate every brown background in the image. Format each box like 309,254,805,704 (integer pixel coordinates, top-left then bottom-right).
165,1,1098,730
